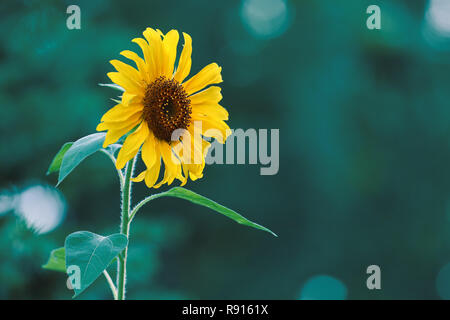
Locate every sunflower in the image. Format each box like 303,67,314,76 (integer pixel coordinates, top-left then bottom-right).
96,28,231,188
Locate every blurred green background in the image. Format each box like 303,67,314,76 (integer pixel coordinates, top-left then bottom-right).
1,0,450,300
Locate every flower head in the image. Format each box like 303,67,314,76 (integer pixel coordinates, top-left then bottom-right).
97,28,230,188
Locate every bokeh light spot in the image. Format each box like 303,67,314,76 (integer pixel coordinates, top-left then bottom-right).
240,0,292,39
14,184,66,234
426,0,450,37
299,275,347,300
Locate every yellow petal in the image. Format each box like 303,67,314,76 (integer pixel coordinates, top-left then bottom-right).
192,116,230,143
162,30,179,78
182,63,222,95
171,141,187,183
100,103,143,123
192,104,229,120
121,92,140,106
190,86,228,122
189,169,204,181
145,164,161,188
180,159,205,183
141,131,157,168
189,86,222,105
144,142,162,188
178,127,209,166
120,50,150,82
96,114,140,131
132,38,151,64
100,121,140,148
177,135,207,184
160,141,181,182
180,163,189,186
107,72,142,94
110,59,142,84
131,171,146,182
174,32,192,83
143,28,163,79
116,122,149,169
153,164,173,188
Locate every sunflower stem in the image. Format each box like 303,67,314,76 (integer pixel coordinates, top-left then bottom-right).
117,156,135,300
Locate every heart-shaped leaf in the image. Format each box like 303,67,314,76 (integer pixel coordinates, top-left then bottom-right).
47,143,73,175
65,231,127,298
133,187,277,237
57,133,106,186
42,247,66,272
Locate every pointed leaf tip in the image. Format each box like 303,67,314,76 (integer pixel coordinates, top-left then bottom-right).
57,133,106,186
47,142,73,176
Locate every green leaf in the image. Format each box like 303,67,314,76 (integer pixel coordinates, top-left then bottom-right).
42,247,66,272
57,133,106,186
47,142,73,175
65,231,128,298
134,187,277,237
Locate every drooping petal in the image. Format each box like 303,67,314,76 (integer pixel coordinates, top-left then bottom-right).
131,170,146,182
144,142,162,188
154,154,181,188
176,130,208,185
181,125,204,165
145,164,161,188
173,32,192,83
115,122,149,169
161,141,180,172
141,131,157,169
179,149,207,184
171,141,187,181
182,63,222,95
154,141,183,188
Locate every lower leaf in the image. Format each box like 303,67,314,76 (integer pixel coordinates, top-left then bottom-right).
65,231,128,298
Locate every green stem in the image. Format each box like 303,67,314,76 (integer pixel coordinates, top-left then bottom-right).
103,270,118,300
129,190,171,223
117,157,135,300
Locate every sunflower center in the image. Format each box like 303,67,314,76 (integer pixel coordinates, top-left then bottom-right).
142,76,191,142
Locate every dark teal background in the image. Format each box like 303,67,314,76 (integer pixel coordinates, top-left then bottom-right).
1,0,450,299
